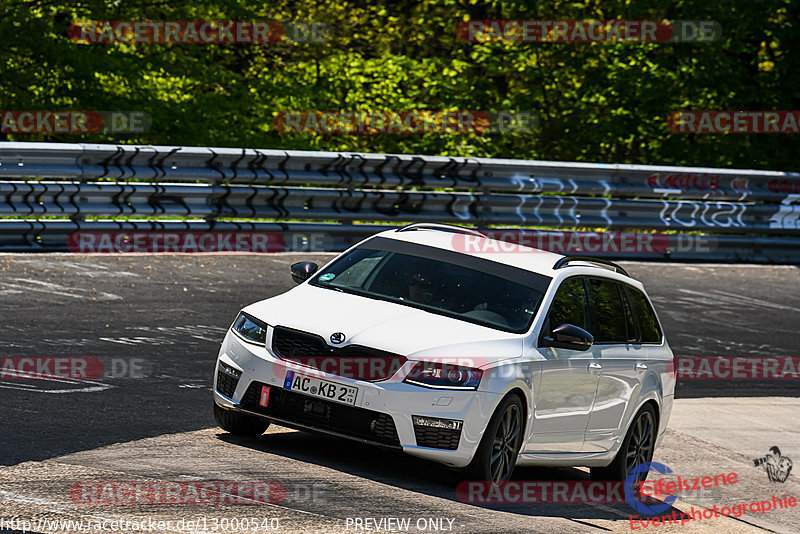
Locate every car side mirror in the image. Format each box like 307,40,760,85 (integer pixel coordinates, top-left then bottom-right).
291,262,319,284
541,324,594,351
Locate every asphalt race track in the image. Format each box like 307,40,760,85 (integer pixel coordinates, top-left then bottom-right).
1,254,798,465
0,254,798,533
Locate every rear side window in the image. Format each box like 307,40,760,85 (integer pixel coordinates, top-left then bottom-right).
586,278,629,343
624,286,663,343
546,276,589,333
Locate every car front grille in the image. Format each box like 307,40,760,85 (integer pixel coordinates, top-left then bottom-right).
271,326,407,382
413,425,462,450
216,369,239,398
240,381,400,446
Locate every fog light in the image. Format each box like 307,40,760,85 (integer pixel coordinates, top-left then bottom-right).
412,415,463,430
219,363,242,379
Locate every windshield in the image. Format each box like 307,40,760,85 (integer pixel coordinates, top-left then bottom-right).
310,237,550,333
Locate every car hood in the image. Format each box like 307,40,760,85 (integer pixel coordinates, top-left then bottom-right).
243,283,524,363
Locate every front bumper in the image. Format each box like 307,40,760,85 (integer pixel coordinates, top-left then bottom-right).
213,329,502,468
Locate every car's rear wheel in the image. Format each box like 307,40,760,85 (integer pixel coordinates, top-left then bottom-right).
213,402,270,436
591,404,657,482
464,394,524,483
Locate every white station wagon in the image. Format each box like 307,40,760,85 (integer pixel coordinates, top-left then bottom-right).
213,223,674,483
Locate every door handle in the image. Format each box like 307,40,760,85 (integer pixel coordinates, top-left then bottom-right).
634,362,648,372
587,362,602,373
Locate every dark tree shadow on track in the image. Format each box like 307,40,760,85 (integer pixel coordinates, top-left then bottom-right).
216,429,686,524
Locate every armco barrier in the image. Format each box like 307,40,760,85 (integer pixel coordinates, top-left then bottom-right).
0,142,799,260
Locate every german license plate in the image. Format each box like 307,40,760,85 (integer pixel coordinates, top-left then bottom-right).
282,371,358,406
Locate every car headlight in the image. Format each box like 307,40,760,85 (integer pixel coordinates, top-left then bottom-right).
231,312,268,345
403,361,483,390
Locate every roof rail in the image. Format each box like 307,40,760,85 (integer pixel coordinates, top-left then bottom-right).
553,256,629,277
394,223,486,238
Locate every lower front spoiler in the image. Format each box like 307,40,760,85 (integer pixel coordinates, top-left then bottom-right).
214,392,403,452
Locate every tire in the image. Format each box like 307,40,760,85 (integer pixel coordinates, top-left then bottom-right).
591,404,657,482
463,394,525,483
213,402,270,436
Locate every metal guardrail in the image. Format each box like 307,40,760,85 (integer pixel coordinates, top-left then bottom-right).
1,142,799,260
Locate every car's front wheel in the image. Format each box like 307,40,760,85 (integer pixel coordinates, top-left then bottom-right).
591,404,657,482
464,394,524,483
213,403,270,436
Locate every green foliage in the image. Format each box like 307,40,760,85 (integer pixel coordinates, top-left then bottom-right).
1,0,798,170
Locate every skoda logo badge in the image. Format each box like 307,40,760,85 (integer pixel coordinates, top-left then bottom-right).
330,332,346,344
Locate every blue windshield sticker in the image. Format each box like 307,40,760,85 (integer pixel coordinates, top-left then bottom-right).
319,273,335,281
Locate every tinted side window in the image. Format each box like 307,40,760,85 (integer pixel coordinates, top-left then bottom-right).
625,286,663,343
547,277,589,333
622,289,637,343
587,278,628,343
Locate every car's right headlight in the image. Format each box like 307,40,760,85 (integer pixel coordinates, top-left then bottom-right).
231,312,268,345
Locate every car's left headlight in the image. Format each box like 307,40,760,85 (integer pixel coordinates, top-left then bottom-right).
403,361,483,390
231,312,268,345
